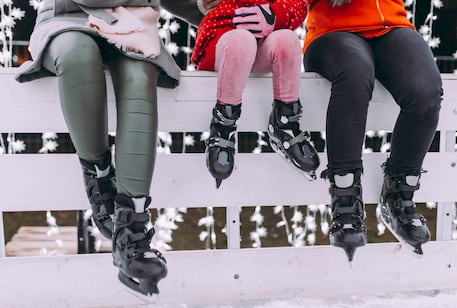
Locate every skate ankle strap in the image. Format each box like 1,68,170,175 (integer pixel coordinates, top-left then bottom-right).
284,112,302,123
329,185,362,197
207,137,235,149
400,200,414,207
389,180,420,193
116,208,149,226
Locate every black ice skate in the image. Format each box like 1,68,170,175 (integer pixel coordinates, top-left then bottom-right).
112,193,167,301
325,170,367,262
206,102,241,188
377,168,430,257
80,151,116,239
267,99,319,180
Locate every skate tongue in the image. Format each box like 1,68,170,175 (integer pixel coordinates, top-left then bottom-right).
334,174,354,188
405,175,419,186
132,197,149,213
95,165,110,178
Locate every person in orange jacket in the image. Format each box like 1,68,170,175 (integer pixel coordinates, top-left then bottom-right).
193,0,320,188
302,0,442,261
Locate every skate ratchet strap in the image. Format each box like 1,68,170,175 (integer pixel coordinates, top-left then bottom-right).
116,209,149,226
89,189,114,205
284,133,307,148
398,213,426,226
213,109,237,126
333,216,365,230
207,137,235,149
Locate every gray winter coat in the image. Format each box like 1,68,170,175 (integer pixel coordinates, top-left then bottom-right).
15,0,203,88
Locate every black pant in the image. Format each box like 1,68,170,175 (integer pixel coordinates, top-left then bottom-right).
303,28,442,174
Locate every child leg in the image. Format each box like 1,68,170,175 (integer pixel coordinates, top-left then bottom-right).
215,29,258,105
254,29,320,179
206,29,257,187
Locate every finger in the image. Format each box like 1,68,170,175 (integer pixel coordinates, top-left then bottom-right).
232,17,259,24
233,14,259,24
235,23,261,32
234,6,258,15
233,12,256,18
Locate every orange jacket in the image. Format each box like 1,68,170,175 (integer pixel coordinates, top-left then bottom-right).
303,0,415,52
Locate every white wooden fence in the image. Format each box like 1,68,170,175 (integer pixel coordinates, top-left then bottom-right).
0,68,456,307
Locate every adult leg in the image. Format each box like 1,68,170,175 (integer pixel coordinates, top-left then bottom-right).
304,31,376,173
107,54,160,198
374,27,442,173
374,27,442,254
106,54,167,298
206,29,257,187
254,29,319,178
303,32,376,260
42,31,115,238
42,31,109,160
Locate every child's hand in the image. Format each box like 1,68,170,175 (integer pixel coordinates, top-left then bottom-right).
233,4,275,38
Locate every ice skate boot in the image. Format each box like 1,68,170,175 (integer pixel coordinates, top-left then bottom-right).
80,151,116,239
112,193,167,301
267,99,319,180
325,170,367,262
206,102,241,188
378,168,430,257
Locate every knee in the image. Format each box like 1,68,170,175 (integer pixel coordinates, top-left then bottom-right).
398,77,443,114
266,29,301,58
217,29,257,61
51,32,102,74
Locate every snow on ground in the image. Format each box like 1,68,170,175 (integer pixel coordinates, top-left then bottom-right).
122,289,457,308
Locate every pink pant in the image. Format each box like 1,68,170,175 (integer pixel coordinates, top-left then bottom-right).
214,28,301,106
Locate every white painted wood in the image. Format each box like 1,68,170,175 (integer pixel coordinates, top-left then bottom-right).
1,68,457,304
1,241,457,307
2,69,457,132
226,206,241,249
1,152,457,212
0,213,5,257
436,203,457,241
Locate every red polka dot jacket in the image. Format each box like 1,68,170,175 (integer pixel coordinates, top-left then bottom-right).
191,0,312,71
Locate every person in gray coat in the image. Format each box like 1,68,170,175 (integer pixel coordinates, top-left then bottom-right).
15,0,213,300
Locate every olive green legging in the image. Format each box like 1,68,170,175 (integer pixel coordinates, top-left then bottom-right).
42,31,159,197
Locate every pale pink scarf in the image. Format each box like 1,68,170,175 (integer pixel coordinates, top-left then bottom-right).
88,6,161,59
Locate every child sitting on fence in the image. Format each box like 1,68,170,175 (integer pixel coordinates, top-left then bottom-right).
192,0,320,188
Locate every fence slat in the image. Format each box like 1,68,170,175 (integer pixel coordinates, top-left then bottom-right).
1,152,457,212
1,241,457,307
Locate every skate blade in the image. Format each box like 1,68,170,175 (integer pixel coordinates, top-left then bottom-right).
268,138,317,181
343,246,357,263
118,272,159,303
376,203,425,258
